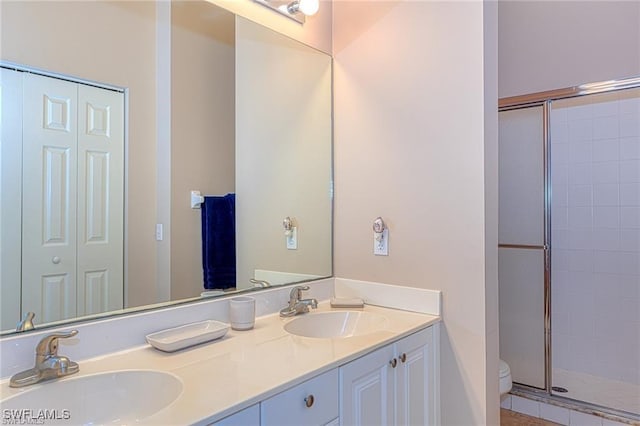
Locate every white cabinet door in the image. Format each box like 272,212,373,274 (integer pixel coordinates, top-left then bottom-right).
340,327,438,426
210,404,259,426
395,327,436,426
339,344,395,426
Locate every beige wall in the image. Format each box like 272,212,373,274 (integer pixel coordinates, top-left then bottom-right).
333,1,498,424
170,2,236,300
0,1,159,308
235,17,332,290
499,1,640,97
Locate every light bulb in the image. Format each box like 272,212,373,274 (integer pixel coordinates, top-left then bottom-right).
298,0,319,16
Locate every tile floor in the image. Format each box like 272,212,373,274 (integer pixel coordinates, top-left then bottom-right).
502,409,561,426
501,395,636,426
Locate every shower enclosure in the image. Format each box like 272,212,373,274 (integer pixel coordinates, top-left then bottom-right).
498,78,640,421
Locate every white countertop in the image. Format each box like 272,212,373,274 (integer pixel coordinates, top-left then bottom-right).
0,302,440,425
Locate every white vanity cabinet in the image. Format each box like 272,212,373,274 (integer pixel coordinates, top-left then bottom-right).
339,327,437,426
209,326,437,426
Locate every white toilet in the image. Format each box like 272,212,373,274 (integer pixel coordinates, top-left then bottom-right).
499,359,512,396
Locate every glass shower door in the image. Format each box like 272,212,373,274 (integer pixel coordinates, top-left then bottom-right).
498,106,547,389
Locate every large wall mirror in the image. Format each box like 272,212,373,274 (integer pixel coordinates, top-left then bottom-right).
0,0,332,335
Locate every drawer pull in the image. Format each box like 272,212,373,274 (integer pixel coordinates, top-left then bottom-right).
304,394,315,408
400,353,407,363
389,358,397,368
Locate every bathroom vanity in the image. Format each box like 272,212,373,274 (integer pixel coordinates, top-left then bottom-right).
0,279,441,426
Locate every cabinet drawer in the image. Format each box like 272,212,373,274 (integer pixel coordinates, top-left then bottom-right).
261,369,338,426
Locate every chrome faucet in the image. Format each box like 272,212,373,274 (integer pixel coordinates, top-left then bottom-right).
280,285,318,317
16,312,35,332
250,278,271,288
9,330,80,388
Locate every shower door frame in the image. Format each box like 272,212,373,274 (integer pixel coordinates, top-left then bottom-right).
499,75,640,422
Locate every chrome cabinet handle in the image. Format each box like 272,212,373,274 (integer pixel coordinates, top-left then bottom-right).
304,394,314,408
389,358,397,368
400,353,407,363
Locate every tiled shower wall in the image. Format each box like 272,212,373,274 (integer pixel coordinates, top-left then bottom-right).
550,88,640,385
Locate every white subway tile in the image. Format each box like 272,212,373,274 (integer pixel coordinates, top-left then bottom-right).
620,183,640,206
591,98,618,117
569,184,593,207
553,206,569,229
593,116,619,140
553,143,570,166
593,228,620,251
619,92,640,115
593,251,621,274
569,163,593,185
593,139,619,162
511,395,539,417
569,206,593,229
553,229,569,249
621,207,640,228
620,229,640,252
593,183,620,206
540,402,570,425
620,137,640,160
569,142,593,164
593,206,620,228
618,252,640,275
619,160,640,183
593,161,619,184
568,250,594,273
555,164,570,186
620,113,640,138
569,119,593,142
553,183,569,207
567,104,593,121
569,410,603,426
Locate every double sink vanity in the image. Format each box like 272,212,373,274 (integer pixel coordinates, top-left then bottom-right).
0,279,441,425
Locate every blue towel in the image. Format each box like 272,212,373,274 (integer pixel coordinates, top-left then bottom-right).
201,193,236,290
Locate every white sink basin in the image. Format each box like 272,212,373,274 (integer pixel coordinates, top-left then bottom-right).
284,311,388,338
1,370,182,425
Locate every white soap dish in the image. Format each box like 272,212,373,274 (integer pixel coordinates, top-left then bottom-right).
146,320,230,352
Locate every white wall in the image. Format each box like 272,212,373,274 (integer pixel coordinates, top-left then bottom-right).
333,1,498,424
499,1,640,97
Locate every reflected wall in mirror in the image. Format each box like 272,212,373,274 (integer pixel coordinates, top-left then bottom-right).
0,0,332,334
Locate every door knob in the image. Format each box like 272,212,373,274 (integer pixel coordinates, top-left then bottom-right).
389,358,397,368
52,256,61,264
400,353,407,363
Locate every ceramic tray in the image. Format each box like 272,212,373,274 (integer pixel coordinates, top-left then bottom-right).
146,320,230,352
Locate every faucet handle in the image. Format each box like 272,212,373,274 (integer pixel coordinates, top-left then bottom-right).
36,330,79,356
289,285,310,300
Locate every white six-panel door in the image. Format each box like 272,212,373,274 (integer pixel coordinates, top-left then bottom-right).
22,73,79,323
76,84,124,316
20,72,124,323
